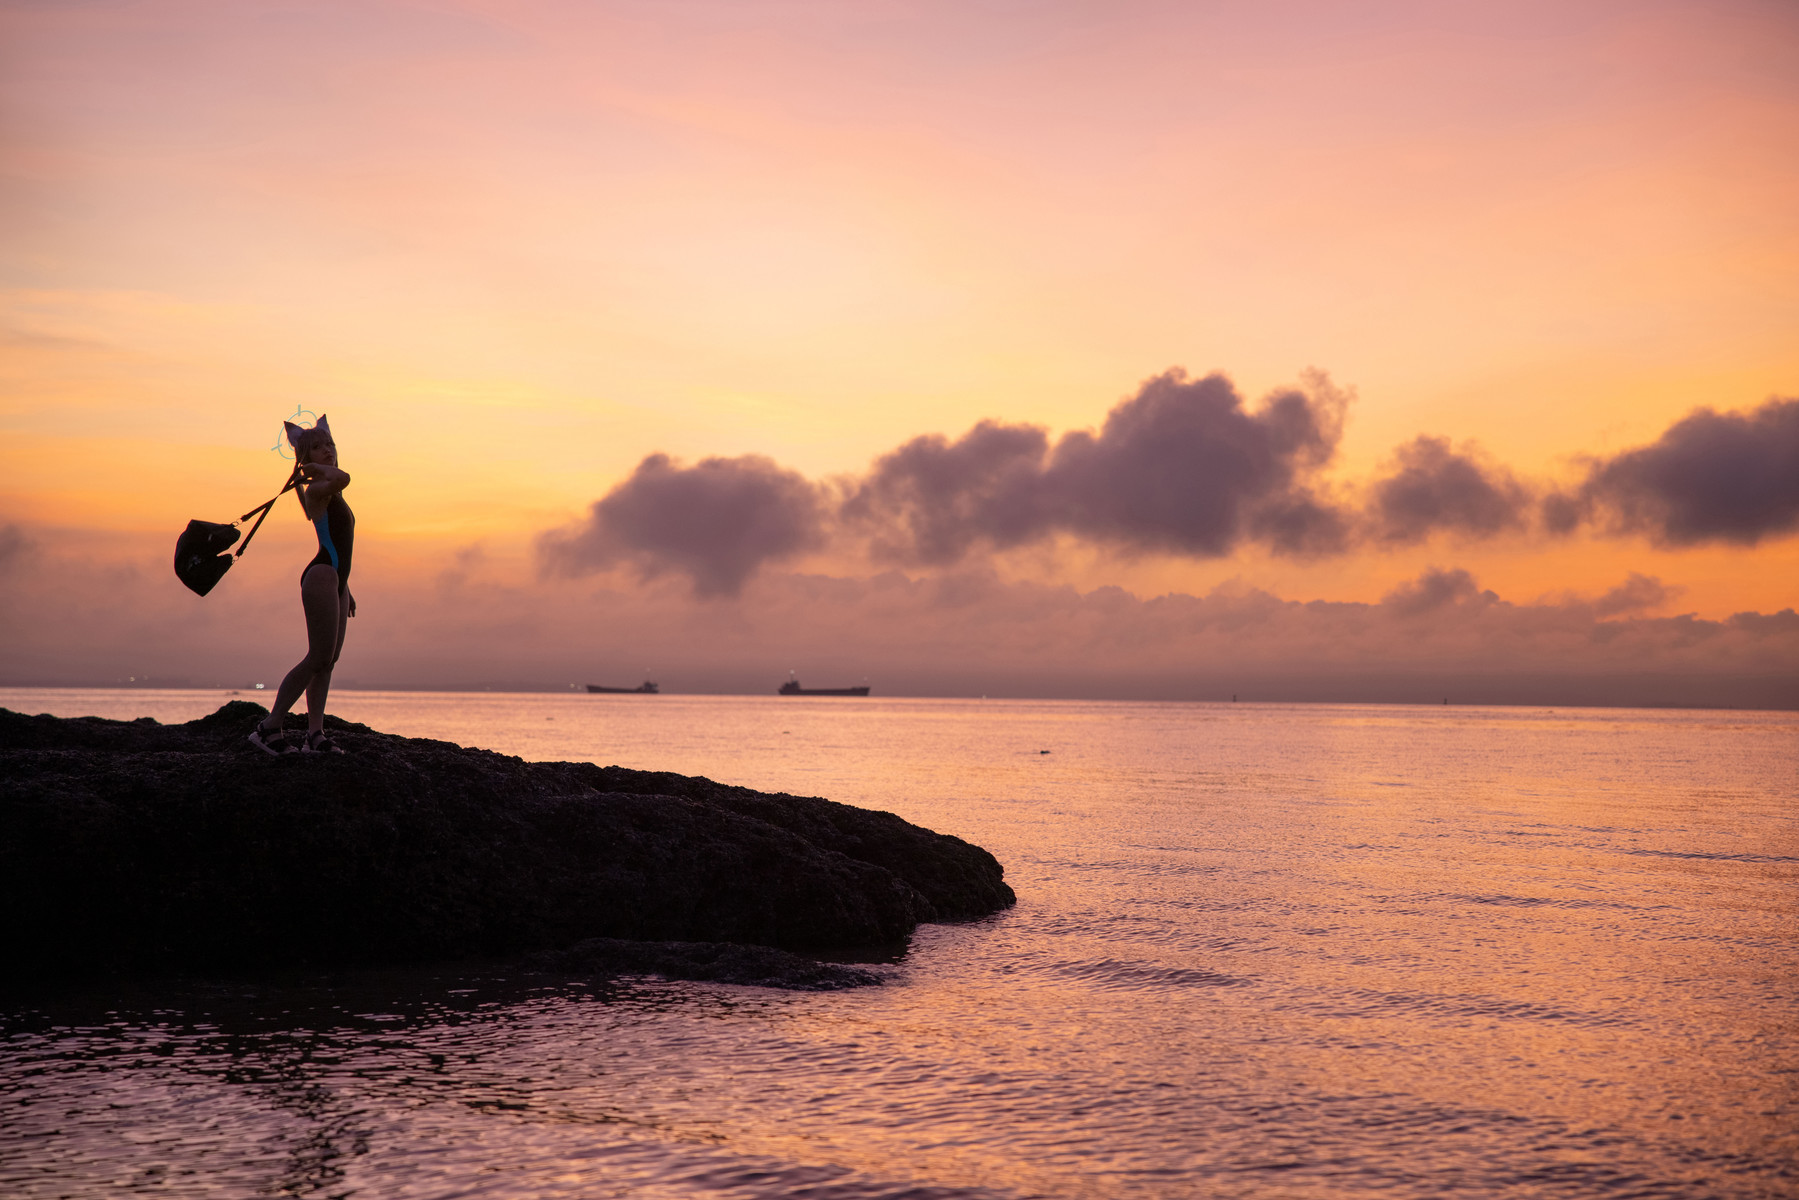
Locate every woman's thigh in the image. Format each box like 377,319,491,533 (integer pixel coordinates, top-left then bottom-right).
300,566,341,662
332,587,349,663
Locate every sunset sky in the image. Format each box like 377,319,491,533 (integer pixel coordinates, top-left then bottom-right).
4,0,1797,702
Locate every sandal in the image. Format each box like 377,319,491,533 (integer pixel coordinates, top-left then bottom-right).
249,722,300,756
304,731,345,755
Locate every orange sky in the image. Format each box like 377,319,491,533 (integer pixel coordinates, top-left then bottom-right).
3,0,1796,696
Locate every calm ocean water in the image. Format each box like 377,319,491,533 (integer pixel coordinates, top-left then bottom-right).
2,688,1795,1199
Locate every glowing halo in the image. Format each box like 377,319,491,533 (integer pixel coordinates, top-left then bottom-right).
271,406,318,459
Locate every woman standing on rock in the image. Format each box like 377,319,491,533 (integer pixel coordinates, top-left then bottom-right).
250,415,355,756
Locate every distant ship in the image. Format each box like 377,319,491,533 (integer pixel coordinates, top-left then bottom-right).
778,678,870,696
586,681,660,694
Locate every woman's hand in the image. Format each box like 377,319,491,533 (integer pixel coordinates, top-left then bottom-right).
348,591,357,618
297,461,351,515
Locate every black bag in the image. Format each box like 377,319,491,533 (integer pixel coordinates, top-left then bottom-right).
173,520,242,596
173,466,300,597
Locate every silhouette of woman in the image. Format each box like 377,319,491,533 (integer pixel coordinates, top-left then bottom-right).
250,415,356,755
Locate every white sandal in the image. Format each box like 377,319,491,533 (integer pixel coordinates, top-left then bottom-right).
304,730,345,755
249,723,300,756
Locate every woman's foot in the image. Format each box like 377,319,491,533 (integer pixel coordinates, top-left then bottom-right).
249,720,300,756
304,730,345,755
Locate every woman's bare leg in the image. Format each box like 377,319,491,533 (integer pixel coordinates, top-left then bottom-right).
300,569,342,734
260,567,341,734
262,657,310,732
332,586,349,664
304,586,353,736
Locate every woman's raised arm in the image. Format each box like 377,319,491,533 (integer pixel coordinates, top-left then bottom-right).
299,462,351,516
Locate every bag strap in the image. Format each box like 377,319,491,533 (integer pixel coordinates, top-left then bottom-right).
234,464,302,559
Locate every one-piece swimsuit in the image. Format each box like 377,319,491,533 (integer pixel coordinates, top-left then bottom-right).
303,492,355,588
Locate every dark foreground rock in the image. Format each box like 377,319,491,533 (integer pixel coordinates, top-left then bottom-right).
0,702,1014,984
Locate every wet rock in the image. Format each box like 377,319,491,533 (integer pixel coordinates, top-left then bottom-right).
0,702,1014,983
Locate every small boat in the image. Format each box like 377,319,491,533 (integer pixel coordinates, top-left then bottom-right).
586,681,659,694
778,678,870,697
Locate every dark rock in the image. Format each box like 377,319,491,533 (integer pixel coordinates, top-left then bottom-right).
0,702,1014,983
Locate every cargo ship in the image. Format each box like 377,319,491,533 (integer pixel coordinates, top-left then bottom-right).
586,681,659,694
778,678,870,696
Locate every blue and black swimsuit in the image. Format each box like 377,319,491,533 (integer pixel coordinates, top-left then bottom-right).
304,492,355,588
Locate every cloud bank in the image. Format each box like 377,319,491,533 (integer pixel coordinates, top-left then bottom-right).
4,527,1795,708
542,375,1799,597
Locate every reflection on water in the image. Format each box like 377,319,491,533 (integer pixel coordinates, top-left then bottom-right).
2,691,1795,1197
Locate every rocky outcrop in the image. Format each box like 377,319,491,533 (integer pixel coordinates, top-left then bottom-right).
0,702,1014,983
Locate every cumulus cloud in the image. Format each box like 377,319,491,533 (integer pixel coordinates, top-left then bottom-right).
842,420,1052,565
1048,369,1350,553
1592,572,1675,618
844,368,1353,564
1246,490,1354,557
1367,436,1533,543
538,453,828,597
1381,566,1497,617
1552,397,1799,545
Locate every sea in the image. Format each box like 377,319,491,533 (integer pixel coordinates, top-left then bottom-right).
1,688,1795,1199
